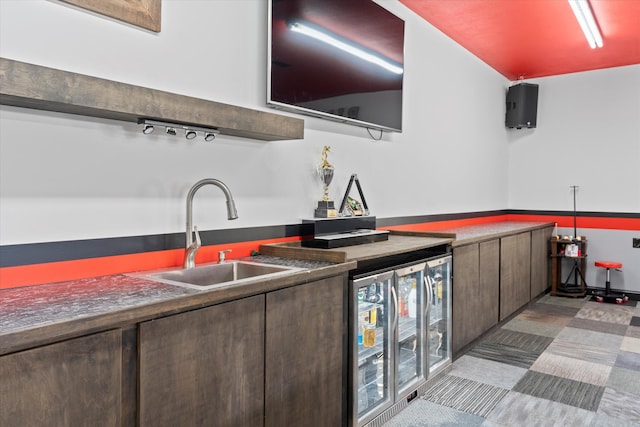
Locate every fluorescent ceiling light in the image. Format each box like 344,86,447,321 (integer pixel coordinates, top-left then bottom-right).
289,21,403,75
568,0,603,48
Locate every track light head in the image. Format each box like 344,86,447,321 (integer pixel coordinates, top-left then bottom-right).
166,127,177,136
142,124,155,134
185,129,197,140
204,132,216,142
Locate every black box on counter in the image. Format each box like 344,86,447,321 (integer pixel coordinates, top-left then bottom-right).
300,216,389,249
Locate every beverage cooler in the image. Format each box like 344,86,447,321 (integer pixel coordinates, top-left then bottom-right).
349,254,452,427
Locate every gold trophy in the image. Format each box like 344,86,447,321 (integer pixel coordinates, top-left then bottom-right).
315,146,337,218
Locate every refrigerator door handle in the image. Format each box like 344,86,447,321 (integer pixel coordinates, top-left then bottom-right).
424,275,433,316
391,285,399,332
424,275,433,377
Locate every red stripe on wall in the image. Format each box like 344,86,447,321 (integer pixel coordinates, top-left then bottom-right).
383,215,510,232
0,236,300,290
2,213,637,290
506,214,640,231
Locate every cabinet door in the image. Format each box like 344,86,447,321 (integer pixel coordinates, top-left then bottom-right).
500,232,531,320
139,295,265,427
478,239,500,334
265,275,346,427
530,227,552,298
452,241,499,356
452,244,478,355
0,329,122,427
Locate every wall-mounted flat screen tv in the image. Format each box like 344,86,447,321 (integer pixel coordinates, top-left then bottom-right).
268,0,405,132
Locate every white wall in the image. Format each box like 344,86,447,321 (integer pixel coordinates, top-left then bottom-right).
1,1,637,293
507,66,640,292
0,0,508,245
507,66,640,212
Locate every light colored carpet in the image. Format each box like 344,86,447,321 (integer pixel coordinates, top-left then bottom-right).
382,399,485,427
502,317,563,338
621,336,640,353
576,302,635,325
516,307,576,327
544,337,618,366
597,387,640,424
449,355,527,390
529,352,611,386
382,297,640,427
607,366,640,395
485,391,595,427
554,326,624,351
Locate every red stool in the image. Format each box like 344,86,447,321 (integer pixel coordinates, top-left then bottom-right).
593,261,628,304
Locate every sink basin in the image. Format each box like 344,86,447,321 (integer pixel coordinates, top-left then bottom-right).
137,261,303,290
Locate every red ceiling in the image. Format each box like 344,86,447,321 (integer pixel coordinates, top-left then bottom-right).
400,0,640,80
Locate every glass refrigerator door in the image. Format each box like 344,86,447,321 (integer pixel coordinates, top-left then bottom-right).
394,262,427,395
352,271,394,425
426,255,452,372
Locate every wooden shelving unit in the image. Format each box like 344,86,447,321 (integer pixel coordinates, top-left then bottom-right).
550,237,588,297
0,57,304,141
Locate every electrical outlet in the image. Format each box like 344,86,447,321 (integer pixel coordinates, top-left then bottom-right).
634,238,640,248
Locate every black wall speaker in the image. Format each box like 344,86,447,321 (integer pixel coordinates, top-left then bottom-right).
505,83,538,129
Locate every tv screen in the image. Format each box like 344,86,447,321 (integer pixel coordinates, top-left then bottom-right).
268,0,405,132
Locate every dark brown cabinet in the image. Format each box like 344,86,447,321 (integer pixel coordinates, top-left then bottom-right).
500,232,531,321
138,274,346,427
139,295,266,427
0,329,122,427
451,240,499,355
530,227,552,298
265,275,345,427
452,226,552,356
1,269,349,427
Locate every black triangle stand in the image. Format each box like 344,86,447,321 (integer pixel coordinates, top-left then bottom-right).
338,174,370,217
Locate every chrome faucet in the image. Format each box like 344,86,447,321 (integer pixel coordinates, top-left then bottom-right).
218,249,232,264
184,178,238,268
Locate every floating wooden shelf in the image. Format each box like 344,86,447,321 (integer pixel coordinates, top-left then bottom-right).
0,57,304,141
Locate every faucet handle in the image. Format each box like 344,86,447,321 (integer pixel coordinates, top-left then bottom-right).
193,226,202,248
183,226,202,269
219,249,232,264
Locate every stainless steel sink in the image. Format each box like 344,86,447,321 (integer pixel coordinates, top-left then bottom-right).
136,261,303,290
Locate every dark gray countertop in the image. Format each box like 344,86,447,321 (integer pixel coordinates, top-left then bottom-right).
0,256,343,355
439,221,554,246
0,222,551,355
0,274,195,334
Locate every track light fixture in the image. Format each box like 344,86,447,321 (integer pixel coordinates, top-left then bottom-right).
137,119,220,142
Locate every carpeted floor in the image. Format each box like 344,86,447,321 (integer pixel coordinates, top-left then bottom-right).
383,295,640,427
